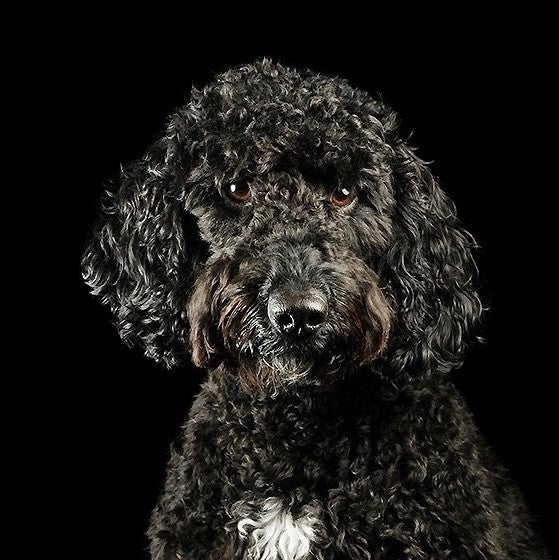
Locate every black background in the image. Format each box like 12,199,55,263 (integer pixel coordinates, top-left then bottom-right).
46,18,554,560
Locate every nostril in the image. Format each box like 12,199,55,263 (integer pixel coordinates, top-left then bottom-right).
304,309,325,330
276,311,295,331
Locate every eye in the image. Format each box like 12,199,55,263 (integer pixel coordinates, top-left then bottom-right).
330,186,356,208
225,181,252,203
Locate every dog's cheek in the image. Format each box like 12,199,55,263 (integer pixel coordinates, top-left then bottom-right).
189,315,222,368
328,264,391,365
187,264,229,369
219,295,253,356
361,283,392,363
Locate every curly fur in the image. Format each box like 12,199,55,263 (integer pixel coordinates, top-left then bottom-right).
82,59,548,558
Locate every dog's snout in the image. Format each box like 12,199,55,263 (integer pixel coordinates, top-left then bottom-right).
268,290,328,338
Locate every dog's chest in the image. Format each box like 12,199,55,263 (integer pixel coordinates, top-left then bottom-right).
235,497,321,560
219,383,376,558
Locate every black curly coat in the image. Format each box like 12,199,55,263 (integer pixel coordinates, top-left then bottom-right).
82,60,548,559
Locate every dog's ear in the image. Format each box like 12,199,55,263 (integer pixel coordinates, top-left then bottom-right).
381,141,483,379
82,131,203,368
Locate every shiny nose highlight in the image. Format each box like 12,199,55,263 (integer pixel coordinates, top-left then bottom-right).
267,290,328,337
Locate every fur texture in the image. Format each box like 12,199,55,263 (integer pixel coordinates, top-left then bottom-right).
237,497,321,560
83,60,548,558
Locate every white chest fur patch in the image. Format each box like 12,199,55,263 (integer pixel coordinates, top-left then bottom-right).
237,497,318,560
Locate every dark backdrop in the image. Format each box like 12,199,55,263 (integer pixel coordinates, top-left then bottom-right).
52,23,554,560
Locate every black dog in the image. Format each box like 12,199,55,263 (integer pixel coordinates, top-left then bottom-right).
83,60,548,559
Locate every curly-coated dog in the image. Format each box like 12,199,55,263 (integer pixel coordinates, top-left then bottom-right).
83,60,548,559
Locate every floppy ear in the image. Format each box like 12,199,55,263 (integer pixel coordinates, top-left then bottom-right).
82,134,202,368
381,141,483,378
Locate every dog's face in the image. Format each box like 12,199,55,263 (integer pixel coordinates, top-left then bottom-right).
83,60,482,391
185,127,393,389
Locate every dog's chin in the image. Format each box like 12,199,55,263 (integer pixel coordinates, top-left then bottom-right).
236,355,321,395
234,339,353,395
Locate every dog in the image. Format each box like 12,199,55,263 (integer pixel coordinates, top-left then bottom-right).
82,59,548,559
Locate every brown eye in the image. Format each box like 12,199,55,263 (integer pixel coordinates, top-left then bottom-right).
331,186,355,207
225,181,252,203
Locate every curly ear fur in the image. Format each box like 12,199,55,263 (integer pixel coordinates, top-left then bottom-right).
381,141,483,378
82,137,200,367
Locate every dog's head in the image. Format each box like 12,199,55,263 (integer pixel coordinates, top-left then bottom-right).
83,60,481,391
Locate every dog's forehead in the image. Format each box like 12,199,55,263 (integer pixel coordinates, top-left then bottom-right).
180,62,389,175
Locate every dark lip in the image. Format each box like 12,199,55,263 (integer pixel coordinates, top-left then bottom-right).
272,338,339,361
279,335,327,352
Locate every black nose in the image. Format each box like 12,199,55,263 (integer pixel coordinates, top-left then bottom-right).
268,290,328,337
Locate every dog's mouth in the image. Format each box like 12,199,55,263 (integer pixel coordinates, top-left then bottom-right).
250,333,338,373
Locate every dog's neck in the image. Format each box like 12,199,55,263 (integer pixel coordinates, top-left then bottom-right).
204,363,448,437
205,363,395,437
214,360,375,395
